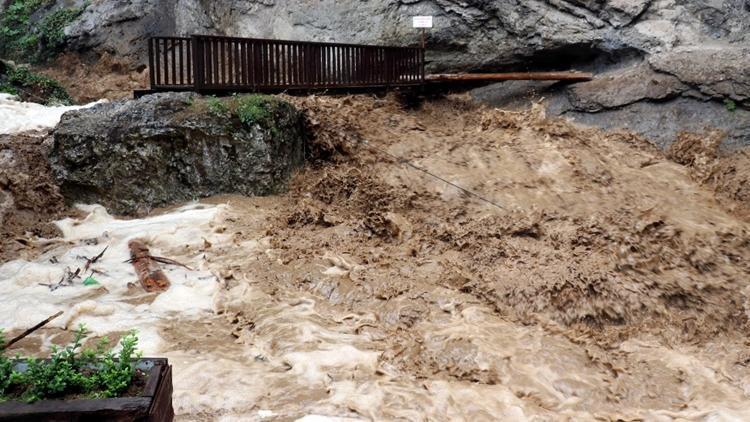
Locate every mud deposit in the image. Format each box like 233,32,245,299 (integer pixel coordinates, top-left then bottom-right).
3,95,750,420
0,132,66,263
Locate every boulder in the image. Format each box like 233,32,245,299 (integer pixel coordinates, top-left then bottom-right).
649,47,750,104
558,97,750,150
49,92,306,215
566,62,686,112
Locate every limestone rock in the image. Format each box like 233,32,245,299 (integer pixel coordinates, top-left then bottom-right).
49,93,306,215
649,47,750,103
567,62,686,112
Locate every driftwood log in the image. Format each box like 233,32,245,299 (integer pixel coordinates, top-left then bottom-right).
128,240,171,292
426,71,594,82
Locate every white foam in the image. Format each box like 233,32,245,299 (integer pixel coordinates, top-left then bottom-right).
0,93,105,135
0,203,226,355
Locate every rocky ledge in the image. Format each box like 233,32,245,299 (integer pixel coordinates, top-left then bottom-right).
50,92,306,215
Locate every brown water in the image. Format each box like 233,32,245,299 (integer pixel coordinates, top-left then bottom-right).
4,94,750,421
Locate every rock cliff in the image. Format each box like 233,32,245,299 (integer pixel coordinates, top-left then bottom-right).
6,0,749,147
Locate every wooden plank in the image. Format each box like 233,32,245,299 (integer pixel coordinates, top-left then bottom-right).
344,46,350,85
227,39,233,86
254,41,261,88
421,48,426,83
148,365,174,422
213,39,220,87
155,39,162,86
178,39,184,85
323,45,329,86
282,43,288,86
220,39,227,85
142,363,163,398
293,43,298,85
271,42,277,86
148,39,156,88
0,397,152,420
235,39,241,86
242,40,249,86
425,71,594,82
186,38,192,85
170,39,176,85
206,38,213,88
262,41,268,87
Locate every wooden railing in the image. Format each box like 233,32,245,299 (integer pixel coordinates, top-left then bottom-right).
148,35,425,92
148,37,193,88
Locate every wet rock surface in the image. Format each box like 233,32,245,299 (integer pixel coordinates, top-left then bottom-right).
49,92,306,215
19,0,750,147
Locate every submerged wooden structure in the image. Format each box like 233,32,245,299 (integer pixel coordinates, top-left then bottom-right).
136,34,592,97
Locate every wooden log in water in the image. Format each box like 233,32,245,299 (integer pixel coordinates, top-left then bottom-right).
128,240,171,293
426,71,594,82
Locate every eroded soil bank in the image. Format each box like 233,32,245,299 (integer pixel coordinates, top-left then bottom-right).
2,94,750,420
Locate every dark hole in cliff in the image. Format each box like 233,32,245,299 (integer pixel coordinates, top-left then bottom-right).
502,43,645,73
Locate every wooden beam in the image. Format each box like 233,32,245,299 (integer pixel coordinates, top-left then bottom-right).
128,240,171,293
426,71,593,82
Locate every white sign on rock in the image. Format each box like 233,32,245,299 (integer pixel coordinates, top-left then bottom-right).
412,16,433,28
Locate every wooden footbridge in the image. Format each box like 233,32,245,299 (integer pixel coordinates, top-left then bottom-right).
135,35,592,97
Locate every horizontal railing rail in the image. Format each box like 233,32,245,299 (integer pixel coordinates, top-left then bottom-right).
148,35,425,92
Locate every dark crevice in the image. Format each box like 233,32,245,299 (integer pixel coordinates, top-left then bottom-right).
475,43,646,73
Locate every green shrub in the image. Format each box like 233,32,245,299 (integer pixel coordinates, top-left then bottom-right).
725,98,737,112
207,96,229,117
0,331,14,398
0,0,45,60
0,83,19,96
235,94,274,128
0,0,86,62
1,65,72,105
37,7,86,59
0,325,142,403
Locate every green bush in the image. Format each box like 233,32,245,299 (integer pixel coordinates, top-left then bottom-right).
37,7,86,58
0,0,86,62
0,0,45,60
725,98,737,112
235,94,274,128
0,331,14,398
0,325,142,403
207,96,229,117
0,64,72,105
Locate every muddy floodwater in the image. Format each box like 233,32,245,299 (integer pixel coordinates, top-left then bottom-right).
2,95,750,421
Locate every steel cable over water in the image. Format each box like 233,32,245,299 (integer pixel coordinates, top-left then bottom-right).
357,139,507,211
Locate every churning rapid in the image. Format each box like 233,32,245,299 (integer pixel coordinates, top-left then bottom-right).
2,94,750,421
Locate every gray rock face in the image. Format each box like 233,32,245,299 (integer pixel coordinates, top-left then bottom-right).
46,0,750,148
566,62,686,112
555,97,750,150
50,93,306,215
649,47,750,104
62,1,749,72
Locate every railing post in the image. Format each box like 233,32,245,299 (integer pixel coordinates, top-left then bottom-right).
420,47,426,83
148,38,156,89
192,36,205,93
